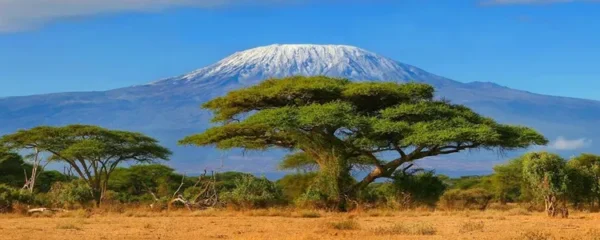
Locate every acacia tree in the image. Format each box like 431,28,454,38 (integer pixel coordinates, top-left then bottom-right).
522,152,570,217
180,76,547,210
1,125,172,207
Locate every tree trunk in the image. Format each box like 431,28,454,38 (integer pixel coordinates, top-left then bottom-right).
93,189,102,208
545,195,558,217
312,153,353,212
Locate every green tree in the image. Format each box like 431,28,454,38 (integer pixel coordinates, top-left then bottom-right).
180,76,547,210
0,149,29,188
567,153,600,209
35,170,71,193
522,152,570,217
491,157,532,203
108,164,183,203
1,125,172,207
391,169,447,207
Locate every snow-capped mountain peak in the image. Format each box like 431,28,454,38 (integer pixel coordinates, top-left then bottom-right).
152,44,458,87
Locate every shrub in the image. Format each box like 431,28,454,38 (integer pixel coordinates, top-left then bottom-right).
0,184,34,213
221,175,283,209
439,188,493,210
392,170,447,207
295,187,334,210
276,172,317,202
355,170,446,210
48,180,94,208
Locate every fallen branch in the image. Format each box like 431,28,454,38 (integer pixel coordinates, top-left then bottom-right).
28,208,68,214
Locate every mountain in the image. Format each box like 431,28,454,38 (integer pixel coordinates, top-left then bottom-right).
1,44,598,176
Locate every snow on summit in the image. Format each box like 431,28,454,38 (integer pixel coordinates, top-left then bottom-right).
153,44,459,87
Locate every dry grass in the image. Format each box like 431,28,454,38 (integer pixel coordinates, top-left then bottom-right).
329,219,360,230
373,222,436,236
299,211,321,218
459,221,485,233
1,209,600,239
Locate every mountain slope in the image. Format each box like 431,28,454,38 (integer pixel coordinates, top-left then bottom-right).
1,44,598,175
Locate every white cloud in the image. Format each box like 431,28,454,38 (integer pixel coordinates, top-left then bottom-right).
548,136,592,150
0,0,312,32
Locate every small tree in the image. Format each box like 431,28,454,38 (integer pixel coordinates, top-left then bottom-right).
522,152,570,217
0,149,28,188
492,157,532,203
1,125,172,207
567,154,600,210
180,76,547,210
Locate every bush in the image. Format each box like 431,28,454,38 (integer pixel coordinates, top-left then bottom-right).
0,184,34,213
439,188,493,210
221,175,283,209
392,170,447,207
276,172,317,202
295,187,335,210
48,180,94,208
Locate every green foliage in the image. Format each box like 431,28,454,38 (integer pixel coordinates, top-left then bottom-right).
213,171,255,192
35,170,71,193
567,154,600,209
492,157,533,203
0,184,34,213
276,172,317,202
439,188,493,210
278,152,318,172
0,150,29,188
0,125,172,207
449,175,493,191
522,152,569,200
391,170,447,207
108,164,184,203
354,170,446,209
48,180,94,208
180,76,546,209
221,175,283,209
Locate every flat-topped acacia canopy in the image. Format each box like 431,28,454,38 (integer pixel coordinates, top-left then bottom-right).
180,76,547,205
0,125,171,207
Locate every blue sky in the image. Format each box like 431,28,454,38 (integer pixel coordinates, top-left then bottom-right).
0,0,598,100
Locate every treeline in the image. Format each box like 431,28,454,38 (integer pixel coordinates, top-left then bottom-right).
2,146,599,216
0,77,590,217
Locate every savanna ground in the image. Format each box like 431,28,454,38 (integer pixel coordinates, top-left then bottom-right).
1,208,600,240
